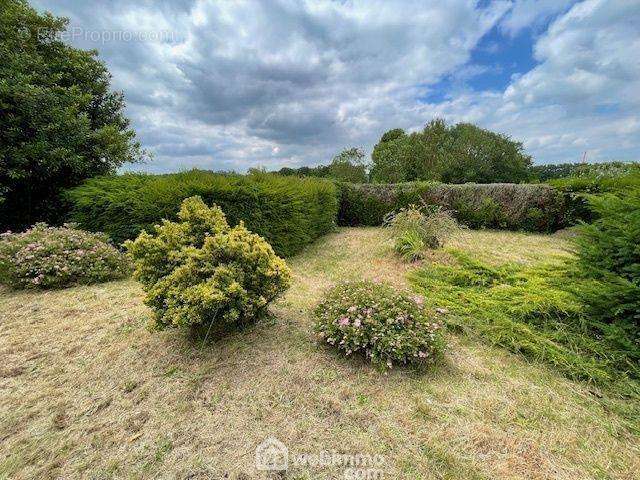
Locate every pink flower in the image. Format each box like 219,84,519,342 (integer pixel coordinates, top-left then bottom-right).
347,305,357,313
411,295,425,306
418,351,428,358
353,318,361,327
338,317,350,326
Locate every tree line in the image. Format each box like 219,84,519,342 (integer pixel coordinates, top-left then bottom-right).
278,119,533,184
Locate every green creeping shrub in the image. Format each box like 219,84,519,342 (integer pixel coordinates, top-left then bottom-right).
0,223,130,289
314,281,445,370
337,182,565,232
384,204,461,261
409,251,640,387
125,196,292,331
66,170,338,257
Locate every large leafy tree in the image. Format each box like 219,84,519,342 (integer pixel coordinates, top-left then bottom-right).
370,119,531,184
0,0,144,229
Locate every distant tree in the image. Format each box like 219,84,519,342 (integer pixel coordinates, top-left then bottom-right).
326,147,368,183
530,161,640,182
370,119,531,184
371,132,432,183
441,123,531,184
0,0,145,230
276,147,368,183
277,167,297,176
247,166,267,175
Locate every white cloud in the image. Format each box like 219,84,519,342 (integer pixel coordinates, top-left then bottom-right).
407,0,640,164
500,0,575,36
33,0,513,171
32,0,640,170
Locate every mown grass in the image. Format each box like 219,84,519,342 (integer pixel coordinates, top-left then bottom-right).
1,228,639,479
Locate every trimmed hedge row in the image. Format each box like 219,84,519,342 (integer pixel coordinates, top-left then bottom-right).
65,170,338,257
337,182,566,232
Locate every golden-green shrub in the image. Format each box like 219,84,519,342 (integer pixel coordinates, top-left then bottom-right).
125,196,292,331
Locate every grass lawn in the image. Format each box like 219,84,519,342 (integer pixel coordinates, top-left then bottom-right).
1,228,638,479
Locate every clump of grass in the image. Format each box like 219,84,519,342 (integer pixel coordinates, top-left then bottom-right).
384,204,462,261
409,250,640,394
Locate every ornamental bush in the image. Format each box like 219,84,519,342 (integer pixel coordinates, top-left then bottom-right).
125,196,292,331
0,223,130,289
314,281,445,370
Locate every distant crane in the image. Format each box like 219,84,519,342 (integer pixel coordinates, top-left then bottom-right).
580,151,588,163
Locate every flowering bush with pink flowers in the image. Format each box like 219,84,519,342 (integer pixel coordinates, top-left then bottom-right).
314,281,445,370
0,223,130,289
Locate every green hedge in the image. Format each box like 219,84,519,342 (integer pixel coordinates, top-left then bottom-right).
65,170,338,257
338,182,566,232
547,172,640,225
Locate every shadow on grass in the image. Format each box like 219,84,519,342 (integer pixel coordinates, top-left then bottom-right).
310,337,459,383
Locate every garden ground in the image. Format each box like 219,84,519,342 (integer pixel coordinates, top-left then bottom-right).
1,228,638,479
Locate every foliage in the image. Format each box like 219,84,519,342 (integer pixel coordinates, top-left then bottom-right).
574,189,640,327
314,281,445,370
0,223,130,289
125,196,292,331
531,161,640,182
548,170,640,224
65,170,338,257
0,0,144,230
326,147,368,183
370,127,441,183
384,204,461,260
370,119,532,184
277,147,368,183
409,251,640,389
338,182,565,232
392,229,426,262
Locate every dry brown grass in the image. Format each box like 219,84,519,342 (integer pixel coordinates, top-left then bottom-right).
1,228,638,479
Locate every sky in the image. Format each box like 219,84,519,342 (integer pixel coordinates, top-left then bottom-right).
33,0,640,173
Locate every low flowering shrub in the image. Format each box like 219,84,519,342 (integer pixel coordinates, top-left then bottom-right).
314,281,445,370
0,223,130,289
125,196,292,331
